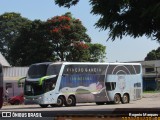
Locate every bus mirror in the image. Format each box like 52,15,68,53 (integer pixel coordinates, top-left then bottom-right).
18,77,26,85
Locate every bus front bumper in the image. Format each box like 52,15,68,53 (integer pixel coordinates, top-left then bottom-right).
24,96,43,104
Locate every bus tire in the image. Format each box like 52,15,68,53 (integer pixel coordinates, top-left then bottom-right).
56,96,64,107
96,102,105,105
114,94,121,104
39,104,48,108
122,94,129,104
64,96,76,107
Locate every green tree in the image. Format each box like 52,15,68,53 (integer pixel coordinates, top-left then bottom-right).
66,42,90,61
54,0,160,42
0,12,31,62
145,47,160,60
9,12,106,65
88,43,106,62
10,20,54,66
47,12,91,61
66,42,106,62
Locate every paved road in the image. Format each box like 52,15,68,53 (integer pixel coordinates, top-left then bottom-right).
0,93,160,118
1,93,160,110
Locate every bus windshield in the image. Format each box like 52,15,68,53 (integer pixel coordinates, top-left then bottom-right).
27,64,48,78
25,63,62,96
25,76,58,96
25,81,43,96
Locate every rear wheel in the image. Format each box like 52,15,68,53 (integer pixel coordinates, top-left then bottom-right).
64,96,76,107
39,104,49,108
122,94,129,104
114,94,121,104
56,96,64,107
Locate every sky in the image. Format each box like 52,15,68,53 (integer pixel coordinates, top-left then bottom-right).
0,0,159,62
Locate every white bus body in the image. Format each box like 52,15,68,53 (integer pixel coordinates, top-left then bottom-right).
24,62,142,107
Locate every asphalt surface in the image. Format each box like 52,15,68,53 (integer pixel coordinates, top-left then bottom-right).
0,93,160,119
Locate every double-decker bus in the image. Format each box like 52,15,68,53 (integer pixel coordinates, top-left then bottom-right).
24,62,142,108
0,63,3,108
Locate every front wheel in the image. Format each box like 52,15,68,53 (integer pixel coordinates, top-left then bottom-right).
56,96,64,107
39,104,49,108
64,96,76,107
122,94,129,104
114,94,121,104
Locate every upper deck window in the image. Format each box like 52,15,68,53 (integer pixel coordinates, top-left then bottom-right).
27,64,48,78
46,64,62,75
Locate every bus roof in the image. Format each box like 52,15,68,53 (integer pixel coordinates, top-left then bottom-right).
53,62,141,66
30,62,141,66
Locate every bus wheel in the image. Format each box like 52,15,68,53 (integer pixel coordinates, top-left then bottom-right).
64,96,76,107
122,94,129,104
56,96,64,107
39,104,48,108
96,102,105,105
114,94,120,104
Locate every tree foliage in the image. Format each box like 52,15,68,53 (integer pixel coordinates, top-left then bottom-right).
66,42,90,62
88,43,106,62
47,12,91,61
54,0,160,42
10,20,54,66
145,47,160,60
55,0,79,8
0,12,31,62
1,12,106,66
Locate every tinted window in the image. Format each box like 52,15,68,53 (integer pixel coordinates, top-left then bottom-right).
134,65,141,74
134,82,141,87
28,64,48,78
106,65,141,75
24,81,43,96
47,64,62,75
105,82,116,91
44,76,58,92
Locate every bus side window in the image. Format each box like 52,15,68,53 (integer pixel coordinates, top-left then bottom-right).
134,82,141,87
105,82,116,91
